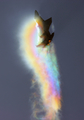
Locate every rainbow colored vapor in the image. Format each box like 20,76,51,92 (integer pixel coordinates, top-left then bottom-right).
19,18,61,120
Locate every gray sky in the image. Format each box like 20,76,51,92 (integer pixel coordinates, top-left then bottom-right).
0,0,84,120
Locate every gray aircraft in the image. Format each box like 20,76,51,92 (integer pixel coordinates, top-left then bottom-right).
35,10,54,48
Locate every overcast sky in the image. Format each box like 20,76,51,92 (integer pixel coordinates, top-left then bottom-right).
0,0,84,120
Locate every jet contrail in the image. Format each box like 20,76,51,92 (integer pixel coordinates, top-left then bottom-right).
19,18,61,120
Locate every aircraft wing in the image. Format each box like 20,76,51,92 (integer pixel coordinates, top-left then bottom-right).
44,17,52,31
35,10,44,23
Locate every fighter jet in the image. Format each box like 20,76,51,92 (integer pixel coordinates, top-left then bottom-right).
36,31,54,48
35,10,54,48
35,10,52,32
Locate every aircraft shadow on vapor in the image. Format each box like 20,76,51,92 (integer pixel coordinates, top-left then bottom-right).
35,10,54,48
